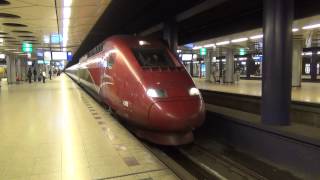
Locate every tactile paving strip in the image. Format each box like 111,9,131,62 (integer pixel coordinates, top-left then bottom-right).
79,93,178,180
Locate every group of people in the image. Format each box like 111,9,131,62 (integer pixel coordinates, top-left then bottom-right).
210,66,241,83
27,68,61,84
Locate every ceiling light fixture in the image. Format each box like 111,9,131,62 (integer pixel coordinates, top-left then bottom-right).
203,43,216,48
292,28,299,32
216,41,230,46
64,0,73,6
62,0,73,50
302,23,320,30
250,34,263,40
231,38,248,43
192,46,202,50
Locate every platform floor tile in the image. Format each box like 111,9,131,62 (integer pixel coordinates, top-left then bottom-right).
0,75,179,180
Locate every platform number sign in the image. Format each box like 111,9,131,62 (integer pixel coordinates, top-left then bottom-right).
22,42,32,52
199,48,207,56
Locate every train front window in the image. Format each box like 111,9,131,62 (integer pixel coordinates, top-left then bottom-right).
132,49,176,68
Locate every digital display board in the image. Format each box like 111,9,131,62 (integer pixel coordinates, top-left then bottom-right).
181,54,193,61
51,34,62,44
44,51,51,61
52,51,67,60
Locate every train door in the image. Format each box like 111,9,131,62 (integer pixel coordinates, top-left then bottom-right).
100,51,117,107
117,55,133,119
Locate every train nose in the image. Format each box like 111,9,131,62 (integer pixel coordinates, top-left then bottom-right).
148,98,205,131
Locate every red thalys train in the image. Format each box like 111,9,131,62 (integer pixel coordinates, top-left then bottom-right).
65,35,205,145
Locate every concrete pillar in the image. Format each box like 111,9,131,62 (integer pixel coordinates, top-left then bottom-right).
16,58,22,81
163,19,178,53
262,0,293,125
246,54,252,78
292,39,302,87
205,51,212,81
6,54,16,84
310,51,318,81
190,61,194,77
225,48,234,83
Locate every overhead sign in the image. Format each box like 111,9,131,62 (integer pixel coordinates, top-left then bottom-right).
44,51,51,61
52,51,67,60
181,54,192,61
67,51,72,61
239,48,246,56
51,34,62,44
199,48,207,56
22,42,32,52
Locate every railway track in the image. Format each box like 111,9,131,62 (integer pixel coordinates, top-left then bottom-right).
75,76,299,180
147,143,268,180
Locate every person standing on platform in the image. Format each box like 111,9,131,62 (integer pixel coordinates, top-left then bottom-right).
57,69,61,76
27,68,32,83
42,70,46,83
33,68,37,82
49,69,52,80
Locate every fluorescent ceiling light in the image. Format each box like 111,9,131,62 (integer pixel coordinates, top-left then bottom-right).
192,46,202,50
318,51,320,55
292,28,299,32
43,35,50,43
63,8,71,19
13,52,22,54
250,34,263,39
203,43,216,48
231,38,248,43
303,52,312,56
302,24,320,30
216,41,230,46
64,0,72,6
0,38,3,43
5,48,16,51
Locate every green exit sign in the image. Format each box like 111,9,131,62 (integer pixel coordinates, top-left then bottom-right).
22,42,33,52
239,48,246,56
199,48,207,56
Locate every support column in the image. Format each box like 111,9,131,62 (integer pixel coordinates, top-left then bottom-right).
163,19,178,53
310,51,318,81
262,0,293,125
225,48,234,83
16,58,21,81
205,51,212,81
292,39,302,86
246,54,252,78
6,54,16,84
190,61,194,77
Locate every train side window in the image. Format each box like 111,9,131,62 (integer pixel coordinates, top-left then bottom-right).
107,52,116,69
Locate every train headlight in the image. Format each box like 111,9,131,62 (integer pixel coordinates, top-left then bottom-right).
189,87,200,96
146,88,166,98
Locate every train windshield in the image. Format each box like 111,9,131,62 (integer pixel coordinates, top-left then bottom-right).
132,48,177,68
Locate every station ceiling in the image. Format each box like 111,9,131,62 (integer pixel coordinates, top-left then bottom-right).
70,0,320,67
0,0,110,54
1,0,319,66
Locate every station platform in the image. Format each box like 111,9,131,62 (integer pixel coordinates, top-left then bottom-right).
0,75,178,180
194,78,320,104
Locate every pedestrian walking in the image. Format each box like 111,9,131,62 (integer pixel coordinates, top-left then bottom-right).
33,68,37,82
42,71,46,83
49,69,52,80
27,68,32,83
